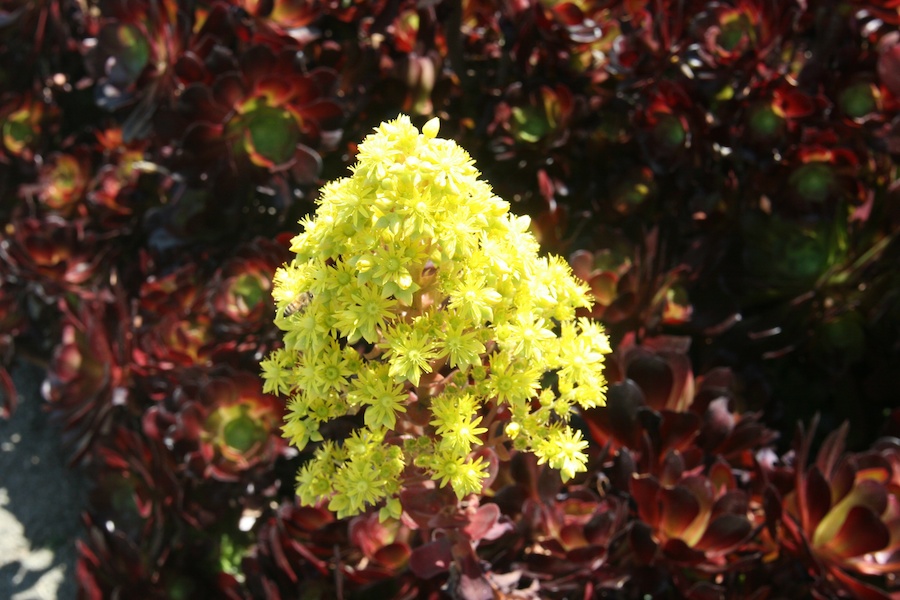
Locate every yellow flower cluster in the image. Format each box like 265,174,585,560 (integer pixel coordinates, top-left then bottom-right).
261,115,611,519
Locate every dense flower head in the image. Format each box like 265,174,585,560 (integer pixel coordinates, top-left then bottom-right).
262,115,612,518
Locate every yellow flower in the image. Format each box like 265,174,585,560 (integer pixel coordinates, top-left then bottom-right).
262,114,611,519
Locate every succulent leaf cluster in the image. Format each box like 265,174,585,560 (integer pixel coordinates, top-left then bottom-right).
264,115,611,518
2,0,900,598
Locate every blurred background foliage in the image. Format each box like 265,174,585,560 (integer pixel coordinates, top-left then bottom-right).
1,0,899,598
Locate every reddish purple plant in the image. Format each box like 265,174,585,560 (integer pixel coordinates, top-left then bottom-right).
1,1,899,598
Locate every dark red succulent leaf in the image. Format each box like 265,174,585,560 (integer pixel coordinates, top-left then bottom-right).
349,512,411,572
0,215,112,301
408,536,453,580
0,274,26,416
43,297,134,464
778,417,900,598
569,227,695,331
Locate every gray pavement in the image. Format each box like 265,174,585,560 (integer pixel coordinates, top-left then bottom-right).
0,362,85,600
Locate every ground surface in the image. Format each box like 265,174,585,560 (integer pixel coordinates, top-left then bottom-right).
0,362,85,600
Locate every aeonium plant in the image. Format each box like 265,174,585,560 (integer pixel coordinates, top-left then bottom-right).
261,115,611,520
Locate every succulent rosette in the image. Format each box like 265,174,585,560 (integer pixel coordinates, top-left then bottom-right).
83,0,187,138
29,148,91,215
775,419,900,599
0,215,111,300
0,93,50,161
177,42,342,179
206,236,288,341
130,264,228,397
143,370,287,483
570,229,693,330
87,127,151,217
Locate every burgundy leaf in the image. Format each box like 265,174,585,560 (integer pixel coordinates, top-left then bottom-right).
815,421,849,478
659,410,701,454
582,379,645,449
631,474,661,526
694,514,753,554
661,538,705,564
408,537,453,579
804,466,833,534
626,354,674,411
660,485,701,540
819,506,890,559
464,503,500,542
827,564,895,600
629,521,659,564
373,542,411,571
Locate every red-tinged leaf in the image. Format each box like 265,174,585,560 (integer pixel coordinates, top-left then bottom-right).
464,503,500,541
298,99,344,130
709,458,736,494
631,474,661,526
350,513,394,557
830,460,856,504
878,40,900,99
659,450,685,487
805,466,833,533
684,581,725,600
816,421,849,478
75,553,104,600
582,380,645,449
717,418,777,461
660,484,701,540
373,542,411,571
694,514,752,554
0,366,18,419
238,45,277,86
856,465,891,485
702,397,735,450
609,447,636,492
820,506,890,558
815,478,889,550
626,353,674,411
290,143,322,184
174,52,206,84
308,67,339,95
629,521,658,564
291,506,333,532
681,476,715,512
268,526,297,582
551,2,585,26
567,544,607,564
400,486,462,530
455,572,494,600
763,485,783,536
589,272,618,306
710,490,749,520
255,76,294,106
471,447,500,491
659,410,702,455
826,564,894,600
661,538,705,564
559,523,588,550
569,249,593,277
408,537,453,579
212,73,249,113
